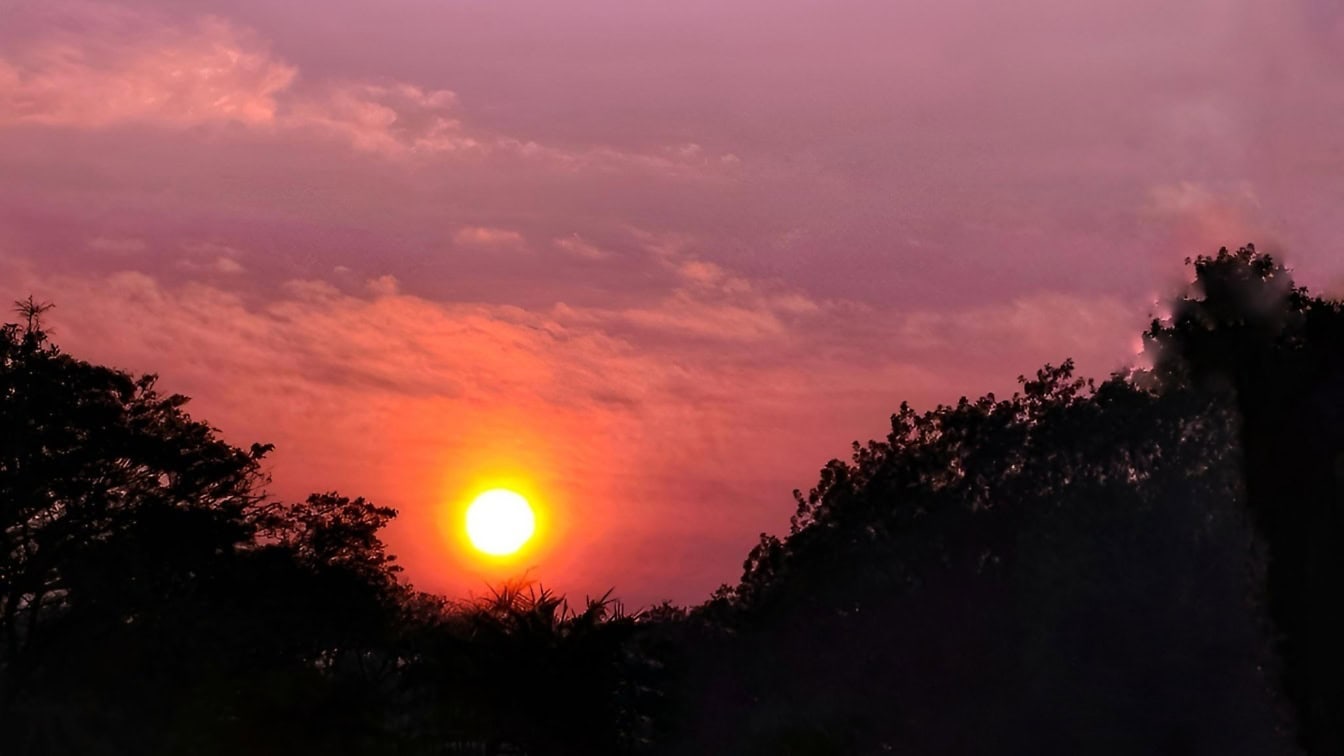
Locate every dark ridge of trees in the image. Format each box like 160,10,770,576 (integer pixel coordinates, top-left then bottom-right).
668,364,1285,754
2,244,1343,754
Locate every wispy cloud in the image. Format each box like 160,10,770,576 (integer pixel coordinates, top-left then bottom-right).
554,234,611,261
0,3,742,177
454,226,526,248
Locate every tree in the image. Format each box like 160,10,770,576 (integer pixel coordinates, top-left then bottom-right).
0,313,415,755
1146,245,1344,753
670,362,1287,753
0,310,272,752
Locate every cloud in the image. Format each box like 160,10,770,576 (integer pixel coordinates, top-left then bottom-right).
0,10,457,157
554,234,611,260
287,81,476,155
896,293,1138,362
0,15,295,128
176,242,247,275
177,256,245,275
88,237,148,254
367,274,400,297
454,226,526,248
1144,181,1269,260
0,2,744,177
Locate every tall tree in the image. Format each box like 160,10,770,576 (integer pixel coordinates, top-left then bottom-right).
1146,245,1344,753
0,311,414,754
0,308,271,752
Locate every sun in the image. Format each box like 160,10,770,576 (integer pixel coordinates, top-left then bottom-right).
465,489,536,556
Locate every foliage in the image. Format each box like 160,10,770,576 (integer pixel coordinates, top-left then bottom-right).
668,360,1286,753
1146,245,1344,753
0,312,272,752
411,581,661,755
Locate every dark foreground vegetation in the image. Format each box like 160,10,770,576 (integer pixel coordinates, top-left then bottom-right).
3,246,1343,754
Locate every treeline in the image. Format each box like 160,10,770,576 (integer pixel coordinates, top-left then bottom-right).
3,246,1343,754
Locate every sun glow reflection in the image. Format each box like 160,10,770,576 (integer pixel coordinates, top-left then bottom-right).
465,489,536,556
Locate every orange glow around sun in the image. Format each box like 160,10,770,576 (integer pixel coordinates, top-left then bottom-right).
465,488,536,556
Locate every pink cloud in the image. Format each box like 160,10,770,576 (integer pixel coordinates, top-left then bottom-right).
896,293,1139,365
366,274,400,297
1144,181,1268,254
0,3,741,175
554,234,611,261
286,81,476,156
87,236,149,254
454,226,526,248
176,241,246,275
0,10,460,157
0,15,294,128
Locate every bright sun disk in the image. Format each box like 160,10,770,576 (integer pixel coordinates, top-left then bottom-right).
465,489,536,556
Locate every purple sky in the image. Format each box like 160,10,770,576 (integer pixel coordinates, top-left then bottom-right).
3,0,1343,605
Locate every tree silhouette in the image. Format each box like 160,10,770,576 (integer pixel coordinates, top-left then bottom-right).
1146,245,1344,753
670,362,1287,752
12,298,53,334
0,313,271,751
0,314,415,754
403,580,665,755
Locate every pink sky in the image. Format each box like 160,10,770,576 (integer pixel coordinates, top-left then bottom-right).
3,0,1343,605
